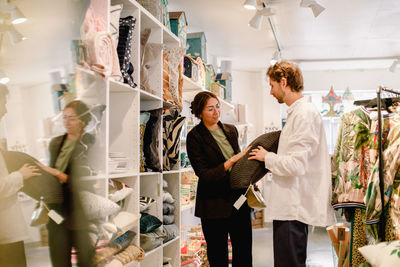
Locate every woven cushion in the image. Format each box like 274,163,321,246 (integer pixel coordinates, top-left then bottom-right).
140,213,162,233
230,131,281,189
359,240,400,267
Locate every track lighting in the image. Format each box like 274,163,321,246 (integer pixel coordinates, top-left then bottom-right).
0,70,10,84
7,24,26,44
389,59,400,73
243,0,257,10
270,51,281,65
300,0,325,18
248,2,276,30
10,7,27,25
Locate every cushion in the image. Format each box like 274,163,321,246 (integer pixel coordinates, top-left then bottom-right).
143,108,162,172
163,109,186,170
163,191,175,204
163,214,174,225
112,211,141,233
109,186,134,203
358,240,400,267
140,28,151,65
1,150,63,203
110,4,123,48
140,196,156,212
79,190,120,221
163,202,175,215
112,230,136,251
140,213,162,233
117,16,137,88
140,112,150,172
230,131,281,189
163,224,179,243
140,226,166,252
141,43,163,95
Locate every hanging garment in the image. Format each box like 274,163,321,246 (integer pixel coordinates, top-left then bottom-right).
332,108,372,208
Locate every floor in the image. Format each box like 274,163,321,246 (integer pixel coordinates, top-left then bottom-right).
25,225,334,267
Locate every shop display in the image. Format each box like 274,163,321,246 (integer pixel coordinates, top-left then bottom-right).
186,32,207,62
169,11,188,48
117,16,137,88
143,108,162,172
214,72,232,101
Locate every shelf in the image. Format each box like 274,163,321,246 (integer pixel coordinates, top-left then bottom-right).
110,79,138,93
182,76,234,110
163,27,180,44
109,172,138,179
140,89,162,101
144,245,162,258
81,175,108,181
163,169,181,174
163,236,180,247
180,167,193,173
140,172,161,176
181,202,195,211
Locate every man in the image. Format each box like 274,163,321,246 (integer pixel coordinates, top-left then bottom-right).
248,61,334,267
0,85,40,267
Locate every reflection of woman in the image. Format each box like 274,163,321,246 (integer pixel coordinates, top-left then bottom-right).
38,100,94,267
186,92,253,267
0,85,40,267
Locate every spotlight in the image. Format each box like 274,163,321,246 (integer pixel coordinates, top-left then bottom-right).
243,0,257,10
11,7,27,24
270,51,281,65
389,59,400,73
300,0,325,18
0,70,10,84
7,24,27,44
248,6,276,29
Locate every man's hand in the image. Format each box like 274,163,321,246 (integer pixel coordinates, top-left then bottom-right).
248,146,268,162
18,164,40,180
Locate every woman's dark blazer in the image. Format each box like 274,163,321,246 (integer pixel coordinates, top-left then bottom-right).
48,133,94,229
186,121,240,219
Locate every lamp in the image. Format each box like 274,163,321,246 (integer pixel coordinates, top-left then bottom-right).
300,0,325,18
10,7,27,24
389,59,399,73
7,24,26,44
0,70,10,84
248,4,276,30
243,0,257,10
270,50,281,65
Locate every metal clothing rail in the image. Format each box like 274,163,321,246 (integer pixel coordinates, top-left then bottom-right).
376,86,400,241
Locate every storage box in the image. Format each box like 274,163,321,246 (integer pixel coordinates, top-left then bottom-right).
169,11,188,48
214,72,232,100
186,32,207,62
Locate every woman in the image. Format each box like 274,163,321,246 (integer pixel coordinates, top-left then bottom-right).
0,85,41,267
186,91,252,267
38,100,95,267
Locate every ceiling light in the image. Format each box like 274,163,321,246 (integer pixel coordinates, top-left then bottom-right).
389,59,399,73
270,50,281,65
243,0,257,10
300,0,325,18
0,70,10,84
10,7,27,24
7,24,26,44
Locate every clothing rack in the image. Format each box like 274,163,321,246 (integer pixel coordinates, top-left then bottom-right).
376,86,400,241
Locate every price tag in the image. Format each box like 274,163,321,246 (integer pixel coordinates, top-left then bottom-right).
48,209,64,224
233,194,247,210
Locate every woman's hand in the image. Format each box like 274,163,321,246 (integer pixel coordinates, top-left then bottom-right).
18,163,41,180
36,161,68,183
248,146,268,162
224,146,250,171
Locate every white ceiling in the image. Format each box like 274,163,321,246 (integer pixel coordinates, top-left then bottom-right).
1,0,400,87
168,0,400,71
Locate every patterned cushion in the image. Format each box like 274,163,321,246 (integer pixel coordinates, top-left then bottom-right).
230,131,281,189
139,196,155,212
110,4,123,48
143,109,162,172
80,191,121,221
163,45,186,109
117,16,137,88
163,108,186,170
359,240,400,267
141,43,163,95
140,112,150,172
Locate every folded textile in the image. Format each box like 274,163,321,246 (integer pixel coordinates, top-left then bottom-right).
163,203,175,215
163,224,179,242
163,214,175,225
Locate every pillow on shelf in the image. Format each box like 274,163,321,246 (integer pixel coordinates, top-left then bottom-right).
163,45,186,109
141,43,163,95
112,230,136,252
79,191,120,221
109,186,134,203
117,16,137,88
143,108,162,172
163,191,175,204
163,214,174,225
112,211,141,233
110,4,123,48
230,130,281,190
140,196,156,212
140,28,151,64
163,224,179,243
140,226,166,252
358,240,400,267
163,109,186,171
140,213,162,233
140,112,150,172
163,202,175,215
